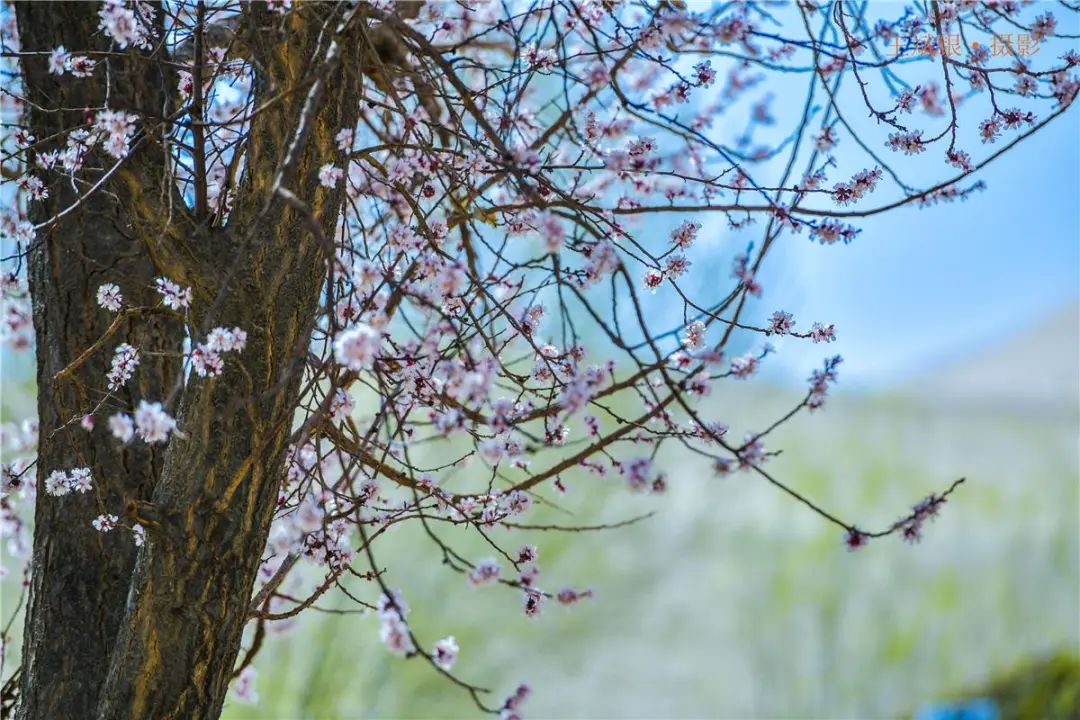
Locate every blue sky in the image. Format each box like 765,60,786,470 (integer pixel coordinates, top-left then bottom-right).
760,107,1079,389
1,3,1076,397
673,4,1080,390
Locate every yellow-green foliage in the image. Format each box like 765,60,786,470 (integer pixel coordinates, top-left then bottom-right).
982,654,1080,720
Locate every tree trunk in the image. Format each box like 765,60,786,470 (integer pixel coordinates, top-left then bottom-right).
93,258,325,719
15,3,369,716
14,4,183,718
94,6,362,717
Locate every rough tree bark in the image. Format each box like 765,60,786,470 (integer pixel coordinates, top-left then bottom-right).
95,8,362,716
14,4,186,718
13,2,369,718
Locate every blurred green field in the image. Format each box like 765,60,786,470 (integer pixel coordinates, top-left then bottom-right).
2,317,1077,719
214,382,1078,719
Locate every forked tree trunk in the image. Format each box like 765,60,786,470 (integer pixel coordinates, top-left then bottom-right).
13,3,363,718
95,65,358,712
